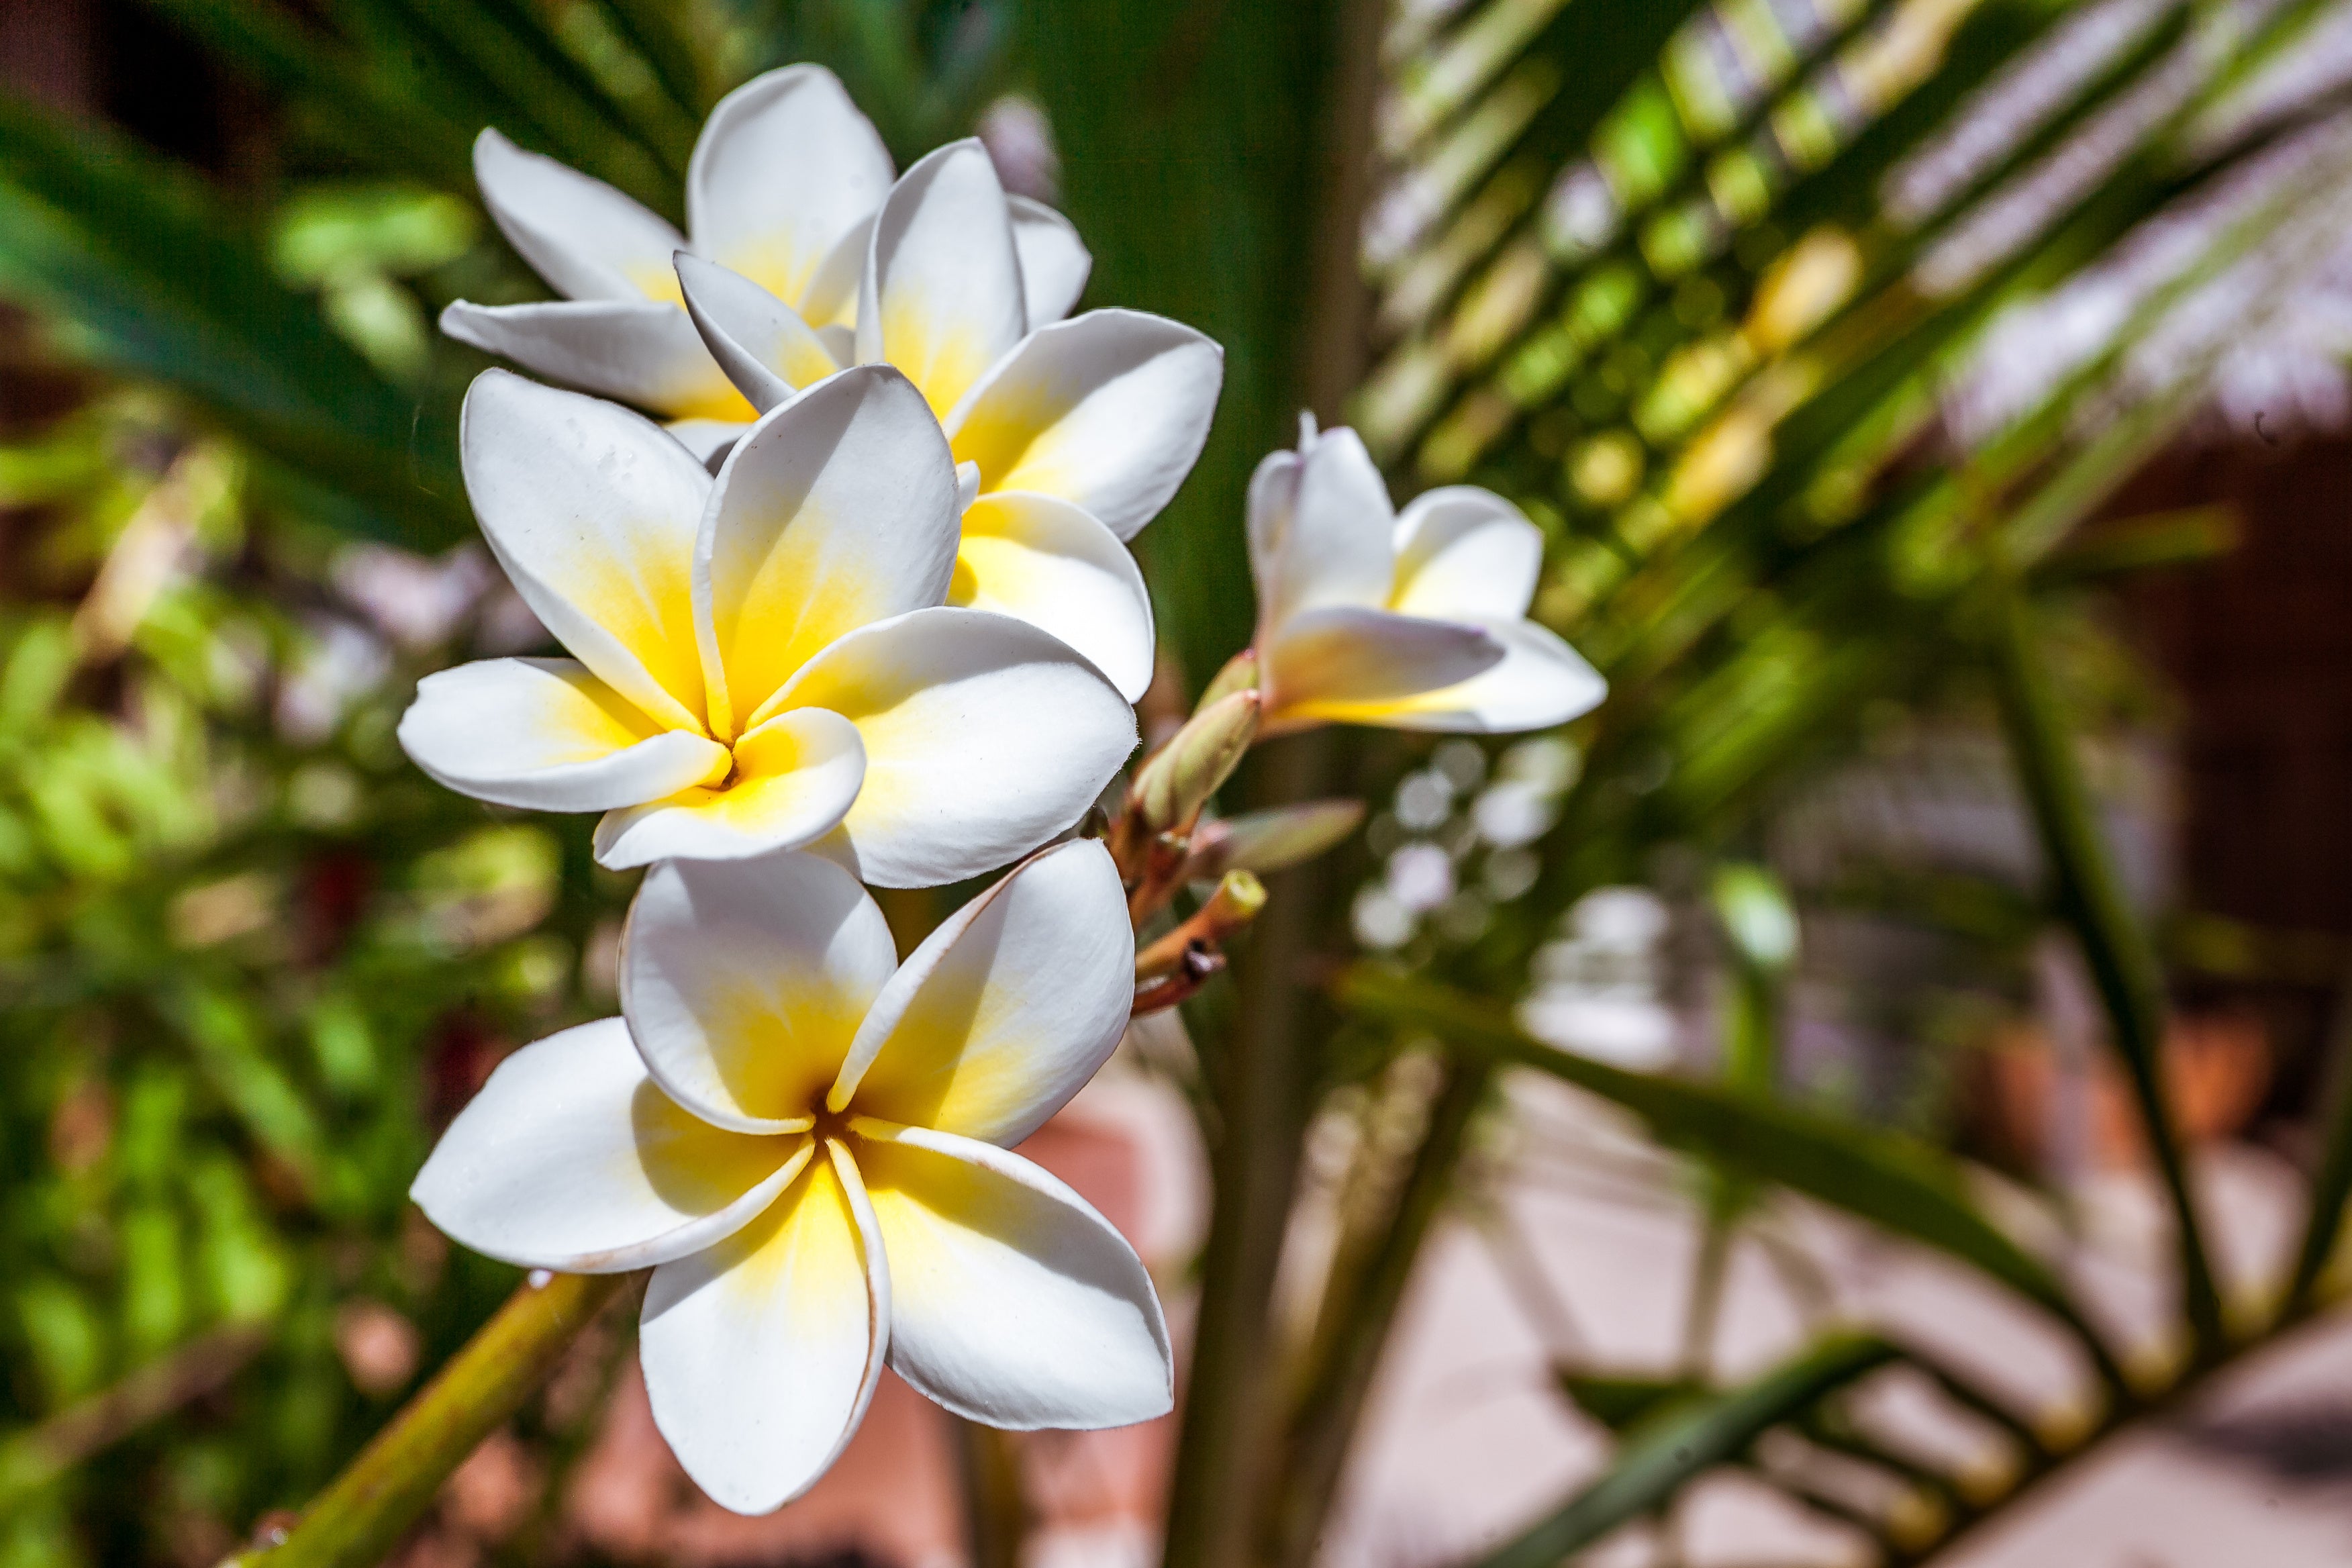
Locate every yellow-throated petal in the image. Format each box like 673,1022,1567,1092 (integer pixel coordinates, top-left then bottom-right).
676,254,846,413
855,140,1027,415
411,1018,810,1273
591,705,867,870
1261,604,1503,732
399,656,728,812
619,848,896,1132
1248,421,1398,638
944,309,1223,542
693,365,958,740
773,607,1137,888
1308,617,1606,734
830,840,1132,1143
461,371,712,732
687,66,893,310
440,298,756,425
854,1123,1171,1429
952,491,1156,701
472,128,683,303
639,1140,888,1515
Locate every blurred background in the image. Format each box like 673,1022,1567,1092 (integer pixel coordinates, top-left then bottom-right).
6,1,2352,1566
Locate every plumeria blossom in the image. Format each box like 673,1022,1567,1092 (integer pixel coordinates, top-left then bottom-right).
438,65,1093,461
675,138,1224,700
395,365,1136,882
412,842,1170,1514
1247,416,1605,734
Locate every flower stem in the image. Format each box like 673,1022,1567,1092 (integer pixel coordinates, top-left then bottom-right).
234,1271,634,1568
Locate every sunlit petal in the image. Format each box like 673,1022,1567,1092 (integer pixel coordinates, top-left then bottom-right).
1324,618,1606,734
440,299,754,424
856,140,1028,415
944,310,1222,541
1261,604,1503,730
399,657,727,812
620,848,897,1132
687,65,893,307
1009,195,1091,328
473,128,685,302
677,255,843,413
640,1142,889,1515
411,1018,810,1273
461,371,711,733
855,1124,1171,1429
1390,487,1544,622
831,840,1131,1143
1251,422,1398,633
695,366,959,740
591,706,867,871
776,607,1137,888
952,491,1155,701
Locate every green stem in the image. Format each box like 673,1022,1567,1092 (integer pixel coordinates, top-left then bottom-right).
1987,586,2223,1358
2287,961,2352,1308
1160,738,1333,1568
236,1271,633,1568
1263,1056,1491,1568
954,1416,1028,1568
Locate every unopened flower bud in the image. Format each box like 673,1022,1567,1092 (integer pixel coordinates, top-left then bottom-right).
1132,689,1261,836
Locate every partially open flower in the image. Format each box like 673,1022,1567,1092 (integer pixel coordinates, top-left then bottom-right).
396,366,1135,883
411,843,1169,1515
1246,416,1606,734
676,140,1224,699
438,66,1093,461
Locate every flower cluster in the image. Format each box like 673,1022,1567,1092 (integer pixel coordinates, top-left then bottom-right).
400,65,1605,1516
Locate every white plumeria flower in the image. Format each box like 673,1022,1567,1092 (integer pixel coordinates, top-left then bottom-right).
1248,416,1606,734
438,64,1095,462
674,138,1224,701
412,842,1170,1515
396,365,1136,883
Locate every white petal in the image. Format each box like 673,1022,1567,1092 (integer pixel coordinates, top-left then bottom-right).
665,419,749,466
799,213,873,331
399,657,726,812
411,1017,810,1272
831,840,1132,1143
855,1124,1171,1429
620,847,897,1132
461,370,712,733
696,366,959,740
944,310,1222,542
687,64,894,307
640,1140,889,1514
592,705,867,870
1334,618,1606,734
775,607,1138,888
857,140,1028,415
1249,423,1397,635
440,299,754,424
1390,487,1543,622
953,491,1156,701
1009,196,1091,327
473,128,684,303
676,254,844,413
1261,605,1504,728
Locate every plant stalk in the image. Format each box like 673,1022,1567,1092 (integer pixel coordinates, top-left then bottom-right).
234,1271,633,1568
1263,1055,1491,1568
1986,586,2223,1357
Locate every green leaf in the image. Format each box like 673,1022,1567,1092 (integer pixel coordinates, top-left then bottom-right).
1555,1370,1694,1432
1474,1334,1898,1568
132,0,477,185
1339,967,2127,1387
0,93,464,545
